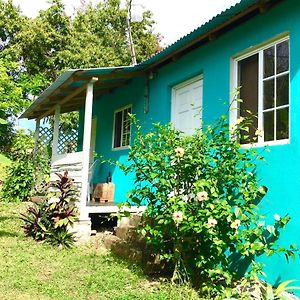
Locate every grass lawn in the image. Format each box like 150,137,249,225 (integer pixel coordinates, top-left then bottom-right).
0,202,201,300
0,153,11,182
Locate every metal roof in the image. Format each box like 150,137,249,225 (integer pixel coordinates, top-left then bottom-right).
21,65,144,119
21,0,279,119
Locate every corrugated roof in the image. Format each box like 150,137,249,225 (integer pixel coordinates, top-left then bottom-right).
21,65,143,119
139,0,257,68
21,0,276,119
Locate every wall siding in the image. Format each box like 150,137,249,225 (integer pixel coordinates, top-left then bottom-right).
78,0,300,288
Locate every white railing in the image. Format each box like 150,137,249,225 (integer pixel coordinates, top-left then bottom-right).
50,151,84,189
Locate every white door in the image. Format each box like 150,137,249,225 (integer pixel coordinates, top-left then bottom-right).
172,77,203,135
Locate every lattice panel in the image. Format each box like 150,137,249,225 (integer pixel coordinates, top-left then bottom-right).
38,127,53,150
57,129,79,154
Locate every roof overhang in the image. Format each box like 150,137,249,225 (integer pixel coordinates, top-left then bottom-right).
21,65,144,119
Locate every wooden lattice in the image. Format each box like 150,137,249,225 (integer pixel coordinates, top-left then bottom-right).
57,129,78,154
36,126,79,155
37,126,53,150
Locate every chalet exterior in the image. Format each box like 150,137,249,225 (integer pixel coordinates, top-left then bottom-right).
22,0,300,284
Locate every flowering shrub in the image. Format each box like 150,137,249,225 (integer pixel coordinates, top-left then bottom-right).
122,115,297,297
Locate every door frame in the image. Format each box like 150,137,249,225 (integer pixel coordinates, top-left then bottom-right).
90,117,97,163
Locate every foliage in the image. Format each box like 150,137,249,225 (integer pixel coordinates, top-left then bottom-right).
20,200,51,241
0,58,29,152
1,130,50,202
1,130,35,202
223,276,300,299
0,0,160,137
121,114,298,298
0,153,11,185
21,171,78,248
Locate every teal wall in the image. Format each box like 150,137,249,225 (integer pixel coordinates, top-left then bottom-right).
80,0,300,289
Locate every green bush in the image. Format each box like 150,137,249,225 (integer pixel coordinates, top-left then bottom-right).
121,115,297,298
1,130,50,202
1,130,35,202
21,172,78,248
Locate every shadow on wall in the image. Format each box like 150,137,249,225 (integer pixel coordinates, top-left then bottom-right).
90,151,133,204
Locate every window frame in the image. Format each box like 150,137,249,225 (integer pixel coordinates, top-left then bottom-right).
231,36,290,147
112,104,132,150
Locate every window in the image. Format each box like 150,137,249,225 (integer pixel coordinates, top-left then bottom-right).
113,105,132,149
234,38,289,144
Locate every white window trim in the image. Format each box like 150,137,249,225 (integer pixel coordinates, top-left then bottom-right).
112,104,132,150
171,74,203,134
230,36,290,148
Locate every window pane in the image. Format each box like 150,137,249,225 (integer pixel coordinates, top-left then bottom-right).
121,107,131,147
264,46,275,78
238,54,258,143
276,40,289,74
263,111,274,141
263,79,274,109
276,107,289,140
276,74,289,107
114,111,122,148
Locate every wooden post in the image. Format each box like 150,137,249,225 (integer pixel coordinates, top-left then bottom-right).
33,117,40,159
80,77,98,220
51,104,61,162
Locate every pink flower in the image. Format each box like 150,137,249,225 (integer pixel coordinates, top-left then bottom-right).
207,218,217,228
173,211,184,223
175,147,185,158
197,191,209,201
230,219,241,229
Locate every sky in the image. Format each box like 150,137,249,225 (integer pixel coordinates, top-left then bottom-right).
14,0,240,130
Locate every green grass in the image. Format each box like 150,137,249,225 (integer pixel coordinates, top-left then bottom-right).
0,153,11,182
0,153,11,165
0,202,201,300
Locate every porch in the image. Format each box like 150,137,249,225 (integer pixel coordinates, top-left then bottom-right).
20,66,146,230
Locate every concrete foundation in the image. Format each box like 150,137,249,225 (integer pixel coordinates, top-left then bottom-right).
71,218,92,244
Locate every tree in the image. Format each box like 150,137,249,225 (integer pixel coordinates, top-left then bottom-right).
0,0,160,138
13,0,160,83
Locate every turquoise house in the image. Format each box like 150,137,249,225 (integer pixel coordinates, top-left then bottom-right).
22,0,300,285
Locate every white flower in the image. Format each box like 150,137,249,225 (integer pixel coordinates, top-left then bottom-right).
197,191,209,201
173,211,184,223
230,124,236,131
230,219,241,229
175,147,185,158
207,218,217,228
255,128,263,137
257,221,265,227
236,117,245,125
168,191,175,198
274,214,281,221
182,195,189,202
48,197,59,204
